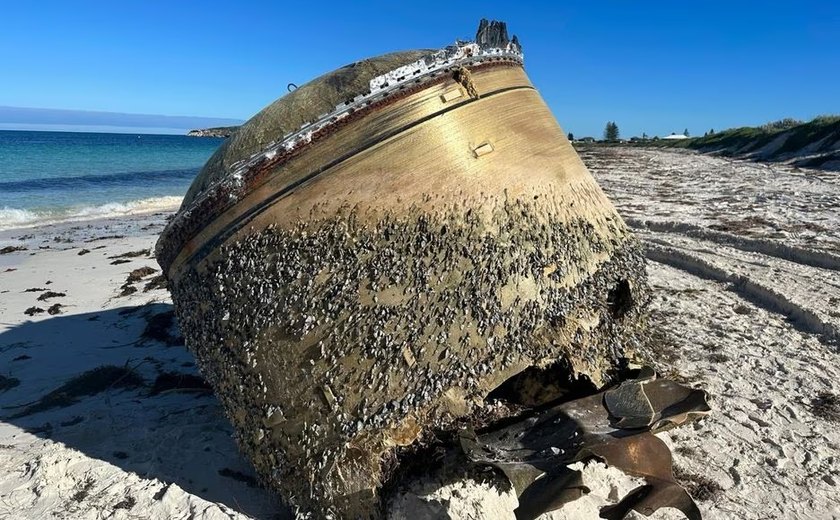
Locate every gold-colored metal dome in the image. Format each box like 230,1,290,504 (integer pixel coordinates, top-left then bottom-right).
182,50,432,207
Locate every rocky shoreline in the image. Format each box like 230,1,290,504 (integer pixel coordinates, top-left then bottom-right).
186,126,238,138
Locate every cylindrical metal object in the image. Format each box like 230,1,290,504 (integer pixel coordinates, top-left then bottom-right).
158,34,648,518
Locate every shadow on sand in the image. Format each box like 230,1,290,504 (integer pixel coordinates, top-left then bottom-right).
0,304,289,519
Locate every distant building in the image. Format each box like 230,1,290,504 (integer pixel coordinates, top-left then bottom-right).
663,133,688,140
579,137,596,143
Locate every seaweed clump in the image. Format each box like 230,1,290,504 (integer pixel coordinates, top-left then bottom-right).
9,365,143,418
811,392,840,422
0,375,21,392
674,466,724,502
126,266,157,283
141,310,183,345
149,371,211,395
109,249,151,260
37,291,65,301
24,307,44,316
143,274,168,292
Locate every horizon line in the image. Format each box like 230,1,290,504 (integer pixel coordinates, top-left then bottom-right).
0,104,244,123
0,124,226,136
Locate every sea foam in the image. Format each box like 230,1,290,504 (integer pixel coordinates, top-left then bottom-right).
0,196,182,231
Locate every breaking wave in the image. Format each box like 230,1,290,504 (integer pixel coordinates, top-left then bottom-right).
0,196,182,231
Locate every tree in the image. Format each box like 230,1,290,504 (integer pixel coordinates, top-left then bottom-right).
603,121,619,141
709,128,714,135
642,132,648,140
684,128,690,137
567,132,574,141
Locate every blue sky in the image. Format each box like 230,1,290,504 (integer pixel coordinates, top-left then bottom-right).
1,1,837,137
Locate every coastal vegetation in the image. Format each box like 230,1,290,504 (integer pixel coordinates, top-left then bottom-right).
649,115,840,169
574,116,839,171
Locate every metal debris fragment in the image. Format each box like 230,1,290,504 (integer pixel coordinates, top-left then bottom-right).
461,369,710,519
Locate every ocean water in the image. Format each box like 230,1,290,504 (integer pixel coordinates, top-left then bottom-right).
0,130,224,230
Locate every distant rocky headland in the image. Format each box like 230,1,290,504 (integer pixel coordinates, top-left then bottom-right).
186,126,238,138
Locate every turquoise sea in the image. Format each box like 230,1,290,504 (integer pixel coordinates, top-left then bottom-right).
0,130,224,230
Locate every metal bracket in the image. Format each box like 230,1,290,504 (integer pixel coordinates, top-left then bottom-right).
472,142,494,158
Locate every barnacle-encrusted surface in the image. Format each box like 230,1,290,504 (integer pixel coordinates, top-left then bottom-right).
171,197,649,517
161,19,653,518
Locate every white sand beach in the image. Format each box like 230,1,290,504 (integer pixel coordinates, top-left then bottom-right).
0,210,282,519
1,148,839,519
585,147,840,519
